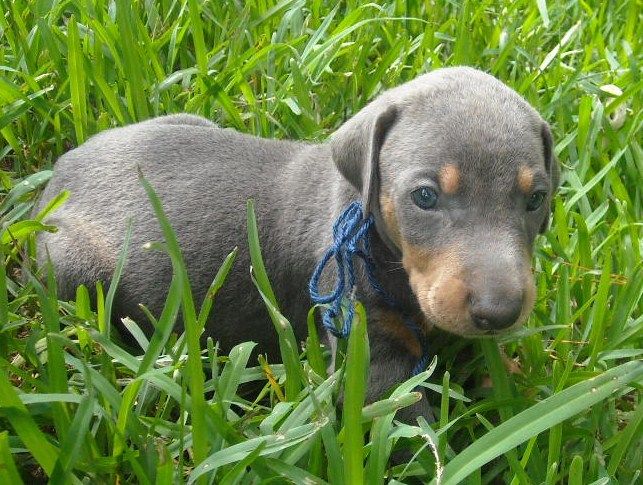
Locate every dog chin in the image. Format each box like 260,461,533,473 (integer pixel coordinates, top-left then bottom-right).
430,320,520,338
424,317,474,337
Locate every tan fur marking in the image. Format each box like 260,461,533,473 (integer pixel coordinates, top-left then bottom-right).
439,164,460,194
379,193,402,247
378,309,422,357
517,165,534,194
401,244,535,336
402,243,472,335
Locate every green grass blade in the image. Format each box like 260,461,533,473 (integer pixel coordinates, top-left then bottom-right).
0,431,23,485
607,397,643,475
112,380,143,458
137,272,183,375
154,445,174,485
246,199,278,306
32,190,69,223
120,317,150,351
587,244,613,367
0,171,52,214
342,302,369,485
0,370,60,476
320,411,344,485
0,220,57,245
66,15,87,144
197,248,238,330
0,246,8,356
479,340,528,482
251,277,304,400
263,457,330,484
104,219,133,338
188,422,322,483
218,442,267,485
278,370,339,432
49,391,95,484
187,0,207,76
216,341,257,415
114,0,149,120
306,306,327,378
361,392,422,421
30,264,71,440
435,361,643,485
438,370,450,458
247,199,303,399
138,173,208,469
568,455,584,485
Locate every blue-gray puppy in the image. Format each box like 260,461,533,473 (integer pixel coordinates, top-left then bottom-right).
36,67,558,417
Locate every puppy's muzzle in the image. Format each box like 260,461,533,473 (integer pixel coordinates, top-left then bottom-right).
403,241,535,336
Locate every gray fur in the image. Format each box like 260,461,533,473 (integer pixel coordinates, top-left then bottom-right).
35,68,558,416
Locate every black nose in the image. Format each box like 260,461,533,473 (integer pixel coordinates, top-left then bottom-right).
470,294,523,331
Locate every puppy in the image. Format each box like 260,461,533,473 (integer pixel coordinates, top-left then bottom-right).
36,67,558,418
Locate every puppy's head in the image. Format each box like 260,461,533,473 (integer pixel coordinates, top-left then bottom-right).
331,67,559,336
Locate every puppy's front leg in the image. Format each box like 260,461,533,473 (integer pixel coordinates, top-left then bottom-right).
366,308,433,423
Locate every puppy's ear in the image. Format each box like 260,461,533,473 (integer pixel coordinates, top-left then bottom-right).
540,122,560,233
331,105,397,216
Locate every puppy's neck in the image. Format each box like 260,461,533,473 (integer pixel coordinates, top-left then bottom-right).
368,225,418,313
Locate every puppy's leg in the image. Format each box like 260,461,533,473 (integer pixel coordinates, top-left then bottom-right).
367,308,433,423
37,216,119,301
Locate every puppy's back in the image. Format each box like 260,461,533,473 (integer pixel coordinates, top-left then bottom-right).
36,115,304,333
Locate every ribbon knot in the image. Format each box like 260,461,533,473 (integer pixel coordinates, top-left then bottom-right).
309,202,373,338
309,202,430,376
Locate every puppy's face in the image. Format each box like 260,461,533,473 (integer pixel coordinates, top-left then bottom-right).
375,73,558,336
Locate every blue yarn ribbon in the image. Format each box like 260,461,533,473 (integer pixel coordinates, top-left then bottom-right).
309,201,429,376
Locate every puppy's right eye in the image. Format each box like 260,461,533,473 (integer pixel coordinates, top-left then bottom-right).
411,187,438,210
526,190,547,212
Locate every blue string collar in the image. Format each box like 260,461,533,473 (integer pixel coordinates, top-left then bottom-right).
309,201,429,376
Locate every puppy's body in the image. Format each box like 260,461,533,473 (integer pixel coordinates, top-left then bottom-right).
38,115,343,355
36,68,558,417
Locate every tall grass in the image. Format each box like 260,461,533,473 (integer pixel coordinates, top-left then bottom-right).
1,0,641,483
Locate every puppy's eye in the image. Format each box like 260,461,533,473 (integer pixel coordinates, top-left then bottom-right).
411,186,438,210
526,191,547,211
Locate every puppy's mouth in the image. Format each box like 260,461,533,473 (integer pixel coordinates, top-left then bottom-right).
402,245,536,337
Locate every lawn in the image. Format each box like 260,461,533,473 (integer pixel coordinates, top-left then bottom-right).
1,0,641,483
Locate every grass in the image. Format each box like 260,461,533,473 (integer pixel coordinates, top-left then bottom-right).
1,0,641,483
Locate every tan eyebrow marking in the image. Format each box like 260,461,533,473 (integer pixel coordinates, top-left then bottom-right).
517,165,534,194
439,164,460,194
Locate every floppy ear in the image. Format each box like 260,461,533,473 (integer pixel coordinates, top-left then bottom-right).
540,122,560,233
330,104,398,217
